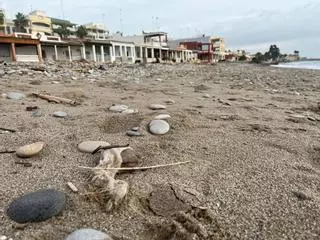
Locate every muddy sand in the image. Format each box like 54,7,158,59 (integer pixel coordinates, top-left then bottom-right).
1,62,320,239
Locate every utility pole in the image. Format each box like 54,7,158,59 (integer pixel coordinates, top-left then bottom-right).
60,0,65,19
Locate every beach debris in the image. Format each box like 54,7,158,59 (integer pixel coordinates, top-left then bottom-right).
6,189,66,223
53,111,68,118
67,182,78,193
0,127,16,133
0,150,16,154
149,104,167,110
86,144,131,211
16,142,45,158
7,92,25,100
65,228,113,240
121,149,140,167
78,141,110,153
154,114,171,120
126,130,142,137
149,120,170,135
32,92,79,105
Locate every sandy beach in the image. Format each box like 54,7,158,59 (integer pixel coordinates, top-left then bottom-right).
1,62,320,239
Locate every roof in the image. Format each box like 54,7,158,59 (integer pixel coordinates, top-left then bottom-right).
110,35,144,44
168,36,211,49
51,18,75,27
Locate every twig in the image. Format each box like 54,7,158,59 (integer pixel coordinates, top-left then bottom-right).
32,93,79,105
0,150,16,154
0,127,16,133
91,144,130,155
79,160,191,171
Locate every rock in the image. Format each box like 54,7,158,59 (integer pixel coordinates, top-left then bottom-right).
149,120,170,135
78,141,110,153
26,106,38,111
149,104,167,110
203,94,210,98
2,93,7,98
7,189,66,223
67,182,78,193
71,76,77,80
109,104,129,113
65,228,113,240
7,92,25,100
30,80,42,85
122,108,138,114
154,114,171,120
307,116,316,122
53,111,68,118
7,70,16,75
0,235,8,240
126,130,142,137
16,142,45,158
164,99,175,105
131,127,140,131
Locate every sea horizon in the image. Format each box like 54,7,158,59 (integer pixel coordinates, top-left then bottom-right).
272,60,320,70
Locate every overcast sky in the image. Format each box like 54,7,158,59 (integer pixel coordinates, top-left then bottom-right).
2,0,320,57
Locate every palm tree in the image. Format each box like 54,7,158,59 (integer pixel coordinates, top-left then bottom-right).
13,12,29,33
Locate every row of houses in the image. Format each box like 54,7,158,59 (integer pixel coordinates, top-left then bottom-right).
0,9,226,64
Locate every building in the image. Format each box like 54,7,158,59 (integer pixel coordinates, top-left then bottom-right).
0,9,15,35
27,10,53,37
179,41,211,62
51,18,77,39
84,23,109,40
210,36,225,61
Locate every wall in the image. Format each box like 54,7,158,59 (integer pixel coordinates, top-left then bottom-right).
42,45,56,60
15,45,37,55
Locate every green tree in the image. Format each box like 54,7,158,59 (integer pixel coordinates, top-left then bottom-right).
268,45,280,61
13,12,29,33
252,52,265,64
239,55,247,61
75,25,88,39
53,23,71,39
294,50,300,56
0,11,5,25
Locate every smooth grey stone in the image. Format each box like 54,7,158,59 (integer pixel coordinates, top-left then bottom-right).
131,127,140,131
53,111,68,118
7,92,25,100
78,141,110,153
7,189,66,223
126,130,142,137
149,120,170,135
149,104,166,110
65,228,113,240
16,142,45,158
154,114,171,120
109,104,128,113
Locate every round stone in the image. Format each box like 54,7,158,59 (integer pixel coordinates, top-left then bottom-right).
126,130,142,137
7,92,25,100
131,127,140,131
122,108,137,114
53,111,67,118
109,104,128,113
78,141,110,153
7,189,66,223
16,142,45,158
149,104,167,110
154,114,171,120
164,99,175,105
65,228,113,240
149,120,170,135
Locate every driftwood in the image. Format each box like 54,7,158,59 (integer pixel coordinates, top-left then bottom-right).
0,127,16,133
0,150,15,154
91,144,130,155
32,93,79,105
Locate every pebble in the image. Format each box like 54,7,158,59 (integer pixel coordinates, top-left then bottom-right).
78,141,110,153
2,93,8,98
154,114,171,120
0,236,7,240
65,228,113,240
16,142,45,158
307,116,316,122
131,127,140,131
203,94,211,98
71,76,77,80
7,92,25,100
126,130,142,137
149,104,167,110
149,120,170,135
67,182,78,193
164,99,175,105
109,104,129,113
53,111,68,118
122,108,138,114
7,189,66,223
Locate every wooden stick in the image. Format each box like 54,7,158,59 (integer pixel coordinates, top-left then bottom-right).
32,93,79,105
79,161,191,171
0,150,15,154
91,144,130,155
0,127,16,133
